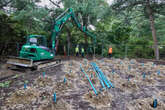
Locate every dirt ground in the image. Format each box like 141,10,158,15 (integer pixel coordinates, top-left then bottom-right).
0,57,165,110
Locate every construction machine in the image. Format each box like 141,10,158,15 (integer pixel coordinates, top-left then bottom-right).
7,8,96,70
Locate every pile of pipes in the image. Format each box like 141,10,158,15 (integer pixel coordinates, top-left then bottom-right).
91,62,114,89
80,61,114,96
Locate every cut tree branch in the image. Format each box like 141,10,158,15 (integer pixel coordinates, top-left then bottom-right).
113,1,145,11
49,0,61,8
0,0,12,9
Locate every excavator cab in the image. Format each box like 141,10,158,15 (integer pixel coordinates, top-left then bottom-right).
7,35,54,68
26,35,47,47
19,35,54,61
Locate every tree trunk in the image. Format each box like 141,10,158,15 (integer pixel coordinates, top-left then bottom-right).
0,44,5,55
146,0,159,60
66,26,71,56
2,43,8,55
82,15,88,50
84,35,88,48
84,24,88,50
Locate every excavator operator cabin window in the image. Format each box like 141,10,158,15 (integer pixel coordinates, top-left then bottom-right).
30,38,37,45
30,48,37,53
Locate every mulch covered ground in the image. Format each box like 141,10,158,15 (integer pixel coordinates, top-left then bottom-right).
0,57,165,110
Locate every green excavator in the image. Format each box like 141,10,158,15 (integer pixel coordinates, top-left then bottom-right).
7,8,96,70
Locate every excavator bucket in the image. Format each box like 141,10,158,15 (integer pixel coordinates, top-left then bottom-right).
7,57,33,67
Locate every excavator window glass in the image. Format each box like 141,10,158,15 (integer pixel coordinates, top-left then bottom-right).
29,36,47,47
30,48,37,53
30,38,37,44
38,38,44,46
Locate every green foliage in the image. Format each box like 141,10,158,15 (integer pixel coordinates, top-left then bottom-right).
12,1,50,35
62,0,109,24
112,0,165,59
0,10,26,42
95,16,132,56
109,21,131,44
127,37,154,58
0,81,11,88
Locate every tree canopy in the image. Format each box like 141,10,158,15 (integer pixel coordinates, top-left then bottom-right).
0,0,165,59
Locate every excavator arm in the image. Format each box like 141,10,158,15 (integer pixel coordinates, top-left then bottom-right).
51,8,96,54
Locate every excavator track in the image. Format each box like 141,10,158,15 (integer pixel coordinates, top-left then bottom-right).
6,57,62,72
35,59,62,70
0,58,62,82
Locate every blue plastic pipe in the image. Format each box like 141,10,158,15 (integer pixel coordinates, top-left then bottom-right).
98,70,110,88
99,70,111,88
24,83,27,89
91,62,114,88
92,62,110,88
112,69,115,74
153,99,157,108
91,74,93,78
43,72,45,77
90,63,106,89
91,62,110,88
157,70,160,75
99,70,114,88
106,77,114,88
142,63,144,66
143,72,146,79
53,93,56,102
128,65,131,70
152,63,155,67
80,64,98,95
64,77,67,83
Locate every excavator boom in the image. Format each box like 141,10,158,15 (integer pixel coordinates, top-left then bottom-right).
51,8,96,54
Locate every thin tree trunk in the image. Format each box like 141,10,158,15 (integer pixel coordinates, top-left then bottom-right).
82,15,88,50
146,0,159,60
66,26,71,56
84,35,88,47
0,43,3,55
2,43,8,55
84,24,88,50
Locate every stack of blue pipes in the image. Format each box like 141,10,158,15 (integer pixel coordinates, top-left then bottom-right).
90,62,114,89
